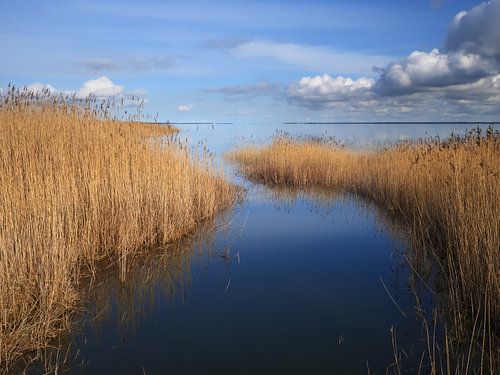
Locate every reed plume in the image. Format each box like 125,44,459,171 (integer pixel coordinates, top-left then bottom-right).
0,89,239,369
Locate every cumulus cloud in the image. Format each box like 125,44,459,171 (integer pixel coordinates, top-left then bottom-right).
287,75,374,108
374,1,500,96
76,76,124,98
375,49,494,95
375,0,500,97
286,1,500,118
445,1,500,65
18,77,146,105
178,104,194,112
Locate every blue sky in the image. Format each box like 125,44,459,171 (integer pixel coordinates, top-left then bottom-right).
1,0,499,122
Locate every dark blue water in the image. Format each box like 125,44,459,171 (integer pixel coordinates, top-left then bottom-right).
61,123,492,374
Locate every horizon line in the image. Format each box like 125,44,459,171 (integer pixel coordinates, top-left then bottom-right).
282,121,499,125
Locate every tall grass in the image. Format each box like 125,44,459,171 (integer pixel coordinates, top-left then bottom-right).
0,90,239,369
227,129,499,373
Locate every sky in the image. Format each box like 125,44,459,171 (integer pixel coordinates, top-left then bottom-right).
1,0,499,123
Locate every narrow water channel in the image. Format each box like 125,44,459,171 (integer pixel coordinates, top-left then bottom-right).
57,123,491,374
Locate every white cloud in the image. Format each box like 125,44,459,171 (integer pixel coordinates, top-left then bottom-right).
231,40,393,74
12,77,146,106
76,76,124,99
287,75,374,108
178,104,194,112
287,70,500,117
285,1,500,118
375,49,494,95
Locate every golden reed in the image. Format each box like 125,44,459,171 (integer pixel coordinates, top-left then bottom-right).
0,89,239,368
228,130,499,373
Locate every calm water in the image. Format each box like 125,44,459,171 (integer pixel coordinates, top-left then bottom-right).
59,123,493,374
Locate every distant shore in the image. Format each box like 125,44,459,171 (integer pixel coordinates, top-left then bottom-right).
283,121,499,125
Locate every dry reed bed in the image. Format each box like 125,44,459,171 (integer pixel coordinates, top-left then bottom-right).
0,94,239,369
227,130,499,372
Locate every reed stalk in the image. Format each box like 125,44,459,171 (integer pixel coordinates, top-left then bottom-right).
0,90,239,369
227,129,499,373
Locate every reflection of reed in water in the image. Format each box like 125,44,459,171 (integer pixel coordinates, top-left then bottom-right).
84,243,196,337
229,135,499,375
259,183,407,241
263,185,456,373
27,216,226,374
264,183,494,374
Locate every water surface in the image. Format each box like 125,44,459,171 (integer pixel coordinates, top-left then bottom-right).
61,122,493,374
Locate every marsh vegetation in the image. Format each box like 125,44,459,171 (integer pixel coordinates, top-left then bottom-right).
1,89,498,374
228,129,500,373
0,90,239,370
